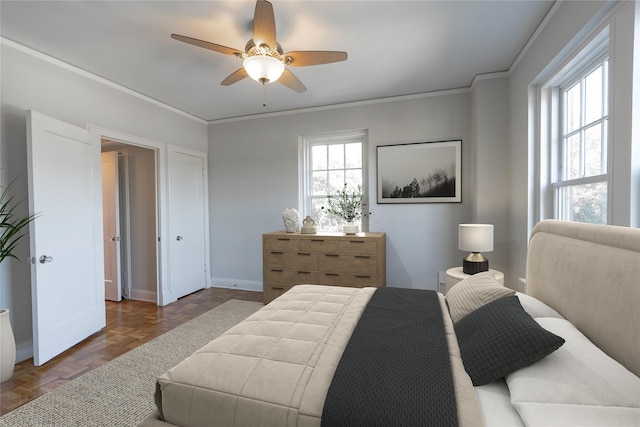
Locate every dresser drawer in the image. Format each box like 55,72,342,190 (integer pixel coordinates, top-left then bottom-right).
300,238,337,253
318,253,377,274
265,269,317,286
265,251,317,270
263,231,386,303
318,272,378,287
264,236,300,251
337,239,378,255
263,284,293,303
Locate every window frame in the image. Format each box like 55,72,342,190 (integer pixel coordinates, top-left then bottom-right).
534,26,612,225
299,130,369,232
552,54,610,223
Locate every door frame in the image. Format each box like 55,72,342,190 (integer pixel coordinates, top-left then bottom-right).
88,125,174,306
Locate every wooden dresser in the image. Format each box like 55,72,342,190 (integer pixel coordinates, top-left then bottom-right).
262,231,386,304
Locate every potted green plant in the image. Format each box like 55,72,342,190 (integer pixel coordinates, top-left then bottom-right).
1,178,37,382
321,184,370,234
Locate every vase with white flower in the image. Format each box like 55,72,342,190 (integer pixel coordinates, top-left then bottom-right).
321,184,370,234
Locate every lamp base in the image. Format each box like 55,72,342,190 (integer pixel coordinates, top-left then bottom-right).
463,252,489,275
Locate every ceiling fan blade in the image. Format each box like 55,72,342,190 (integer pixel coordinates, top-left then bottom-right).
171,34,243,57
253,0,277,50
284,51,348,67
221,68,249,86
278,69,306,93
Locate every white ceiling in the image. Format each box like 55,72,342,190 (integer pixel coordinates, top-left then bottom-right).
1,1,554,122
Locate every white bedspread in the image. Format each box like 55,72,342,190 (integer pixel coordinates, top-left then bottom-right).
151,284,481,427
156,285,376,427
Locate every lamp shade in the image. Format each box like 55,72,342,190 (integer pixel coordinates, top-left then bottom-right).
243,55,285,83
459,224,494,252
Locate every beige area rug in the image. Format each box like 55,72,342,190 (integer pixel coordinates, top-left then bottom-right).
0,299,263,427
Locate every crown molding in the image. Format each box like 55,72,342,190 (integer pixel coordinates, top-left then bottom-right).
1,37,207,125
207,87,472,125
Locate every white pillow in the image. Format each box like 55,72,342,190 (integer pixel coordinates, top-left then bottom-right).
515,292,563,319
506,317,640,426
445,272,515,323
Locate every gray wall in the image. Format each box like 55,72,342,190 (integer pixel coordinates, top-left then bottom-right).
1,0,638,363
0,42,207,358
507,0,639,289
125,145,158,301
208,92,492,291
1,45,207,151
470,76,510,276
208,0,639,294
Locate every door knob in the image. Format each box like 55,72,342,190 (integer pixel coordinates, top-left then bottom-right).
108,236,121,242
176,235,183,241
39,255,53,264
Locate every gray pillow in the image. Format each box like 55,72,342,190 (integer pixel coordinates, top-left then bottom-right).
455,296,565,386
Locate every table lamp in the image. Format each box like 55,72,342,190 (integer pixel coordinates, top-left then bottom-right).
459,224,494,274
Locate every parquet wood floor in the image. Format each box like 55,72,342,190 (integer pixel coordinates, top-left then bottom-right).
0,287,263,415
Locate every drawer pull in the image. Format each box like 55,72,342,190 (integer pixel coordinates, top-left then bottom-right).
310,239,325,242
297,252,311,256
297,271,311,274
349,240,365,244
355,275,371,279
325,273,340,277
271,269,284,272
325,254,339,257
270,251,284,255
276,238,291,241
355,255,371,259
272,286,285,291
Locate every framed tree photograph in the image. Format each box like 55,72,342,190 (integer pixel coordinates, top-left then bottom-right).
377,140,461,203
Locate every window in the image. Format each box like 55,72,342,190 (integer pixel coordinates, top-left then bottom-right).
300,130,367,232
554,56,609,223
535,27,610,225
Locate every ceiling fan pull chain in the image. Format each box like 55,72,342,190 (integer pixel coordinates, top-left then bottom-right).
263,81,268,107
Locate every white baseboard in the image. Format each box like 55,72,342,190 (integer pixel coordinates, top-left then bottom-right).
210,277,262,293
15,339,33,363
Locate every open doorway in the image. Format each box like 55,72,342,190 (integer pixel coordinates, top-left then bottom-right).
101,140,158,303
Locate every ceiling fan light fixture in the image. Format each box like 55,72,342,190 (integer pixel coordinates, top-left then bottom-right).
172,0,346,93
243,55,284,84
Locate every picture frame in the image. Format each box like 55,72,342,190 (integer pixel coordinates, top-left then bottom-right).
376,140,461,204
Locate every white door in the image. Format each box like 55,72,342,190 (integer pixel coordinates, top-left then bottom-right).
101,151,121,302
26,110,105,366
169,149,207,299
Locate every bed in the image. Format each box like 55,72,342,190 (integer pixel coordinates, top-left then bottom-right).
139,220,640,426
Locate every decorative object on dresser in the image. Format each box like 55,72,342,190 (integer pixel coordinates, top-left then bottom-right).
300,216,317,234
262,231,385,304
459,223,494,274
282,208,299,233
321,183,369,234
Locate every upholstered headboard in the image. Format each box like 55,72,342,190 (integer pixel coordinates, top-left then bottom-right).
526,220,640,377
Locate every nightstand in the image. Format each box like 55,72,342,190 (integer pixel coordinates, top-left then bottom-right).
445,267,504,293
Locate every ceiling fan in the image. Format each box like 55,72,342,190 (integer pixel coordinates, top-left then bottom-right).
172,0,348,94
